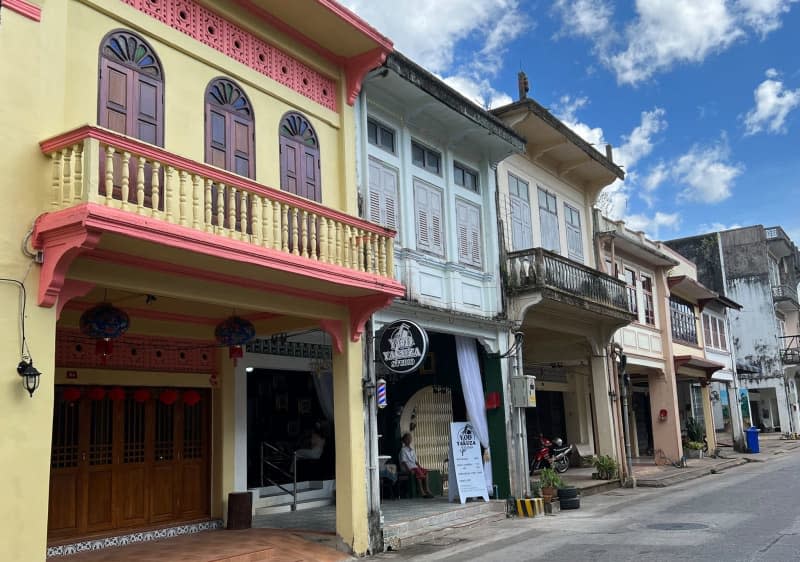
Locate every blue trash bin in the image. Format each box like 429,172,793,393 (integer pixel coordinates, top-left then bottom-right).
745,427,760,453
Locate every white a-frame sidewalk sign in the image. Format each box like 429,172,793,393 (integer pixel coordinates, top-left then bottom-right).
448,422,489,504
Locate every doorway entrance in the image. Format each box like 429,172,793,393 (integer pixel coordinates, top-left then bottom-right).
47,386,210,541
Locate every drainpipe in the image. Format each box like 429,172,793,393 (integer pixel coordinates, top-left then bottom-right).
512,330,530,498
611,343,634,487
363,319,382,553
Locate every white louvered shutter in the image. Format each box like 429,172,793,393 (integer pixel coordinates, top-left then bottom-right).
468,203,482,267
415,180,431,251
539,188,560,253
382,166,398,230
457,201,470,261
510,195,532,251
565,203,584,263
368,160,382,224
429,186,444,256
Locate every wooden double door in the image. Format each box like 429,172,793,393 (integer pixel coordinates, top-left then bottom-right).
48,386,210,540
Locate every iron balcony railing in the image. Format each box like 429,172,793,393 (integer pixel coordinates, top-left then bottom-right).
780,335,800,365
506,247,630,313
772,284,799,304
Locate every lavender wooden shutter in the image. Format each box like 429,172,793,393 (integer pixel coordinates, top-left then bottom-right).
279,113,321,203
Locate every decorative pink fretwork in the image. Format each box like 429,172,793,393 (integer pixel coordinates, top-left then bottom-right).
120,0,337,111
57,329,218,373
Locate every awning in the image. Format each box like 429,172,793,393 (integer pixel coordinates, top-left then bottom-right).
674,355,725,378
668,275,717,304
736,360,762,374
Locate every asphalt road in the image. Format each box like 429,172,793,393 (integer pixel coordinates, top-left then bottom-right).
377,450,800,561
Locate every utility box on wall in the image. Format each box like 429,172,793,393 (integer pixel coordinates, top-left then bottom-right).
511,376,537,408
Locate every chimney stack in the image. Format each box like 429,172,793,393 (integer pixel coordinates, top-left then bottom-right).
517,71,529,101
605,144,614,162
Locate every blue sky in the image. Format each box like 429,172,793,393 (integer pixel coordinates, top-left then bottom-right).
342,1,800,242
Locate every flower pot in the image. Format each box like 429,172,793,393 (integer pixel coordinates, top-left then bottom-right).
541,486,556,500
686,448,703,459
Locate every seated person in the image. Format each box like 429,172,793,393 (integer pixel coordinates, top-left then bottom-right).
399,432,433,498
295,423,326,460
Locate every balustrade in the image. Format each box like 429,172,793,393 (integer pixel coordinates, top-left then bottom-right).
41,126,395,278
507,247,629,313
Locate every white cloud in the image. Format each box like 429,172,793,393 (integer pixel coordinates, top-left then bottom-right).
675,139,744,203
624,211,681,239
341,0,526,103
442,75,513,109
552,95,606,146
743,69,800,135
552,0,615,45
610,0,744,85
552,0,798,85
736,0,799,35
616,108,668,170
698,222,744,233
643,162,668,192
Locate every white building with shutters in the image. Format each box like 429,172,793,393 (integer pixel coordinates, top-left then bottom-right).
493,76,635,474
355,52,528,499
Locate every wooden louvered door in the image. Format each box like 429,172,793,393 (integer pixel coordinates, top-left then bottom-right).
48,387,210,541
98,58,164,209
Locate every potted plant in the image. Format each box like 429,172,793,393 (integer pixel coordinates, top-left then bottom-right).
684,440,705,458
684,417,705,458
592,455,618,480
538,467,563,500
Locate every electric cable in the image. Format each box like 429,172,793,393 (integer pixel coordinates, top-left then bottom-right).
0,277,31,359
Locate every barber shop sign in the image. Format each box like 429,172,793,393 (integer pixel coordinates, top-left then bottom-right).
378,320,429,374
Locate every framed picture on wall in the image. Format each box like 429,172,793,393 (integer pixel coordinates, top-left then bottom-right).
420,352,436,375
298,398,312,415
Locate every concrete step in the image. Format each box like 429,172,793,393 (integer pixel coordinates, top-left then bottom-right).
253,487,331,510
254,496,334,516
577,480,621,497
384,508,506,550
637,458,748,488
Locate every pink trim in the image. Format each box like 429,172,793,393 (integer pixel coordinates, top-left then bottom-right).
348,294,394,343
33,214,102,307
345,48,387,106
57,281,95,320
121,0,338,110
319,319,344,354
63,300,278,326
3,0,41,22
40,126,398,239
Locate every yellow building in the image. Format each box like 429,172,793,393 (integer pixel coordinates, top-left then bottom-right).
0,0,400,558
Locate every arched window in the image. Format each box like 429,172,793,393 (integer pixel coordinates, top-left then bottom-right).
98,30,164,146
205,78,255,179
279,112,321,202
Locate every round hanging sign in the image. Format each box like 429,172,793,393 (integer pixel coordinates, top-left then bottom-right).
378,320,429,375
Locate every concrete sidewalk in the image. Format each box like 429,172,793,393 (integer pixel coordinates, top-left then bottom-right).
634,433,800,487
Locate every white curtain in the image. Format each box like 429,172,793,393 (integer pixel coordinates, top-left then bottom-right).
312,370,335,421
455,335,492,494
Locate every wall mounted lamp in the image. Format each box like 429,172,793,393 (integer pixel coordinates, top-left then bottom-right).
17,359,41,397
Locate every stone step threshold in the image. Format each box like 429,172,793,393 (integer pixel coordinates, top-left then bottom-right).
636,457,749,488
383,501,506,551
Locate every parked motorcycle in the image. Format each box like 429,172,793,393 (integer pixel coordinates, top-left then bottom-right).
529,435,573,474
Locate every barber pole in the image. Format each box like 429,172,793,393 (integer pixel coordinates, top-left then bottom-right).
376,378,387,409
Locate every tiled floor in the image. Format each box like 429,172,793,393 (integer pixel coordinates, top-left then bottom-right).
58,529,349,562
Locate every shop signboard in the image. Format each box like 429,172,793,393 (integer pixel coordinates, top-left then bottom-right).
448,422,489,504
378,320,429,375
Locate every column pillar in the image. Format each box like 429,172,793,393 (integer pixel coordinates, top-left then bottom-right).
483,353,511,498
333,324,368,555
647,370,683,461
589,349,617,457
215,352,237,522
701,384,717,451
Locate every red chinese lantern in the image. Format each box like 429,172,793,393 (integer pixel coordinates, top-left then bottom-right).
183,389,201,406
79,302,130,359
133,389,150,403
108,387,125,402
88,387,106,401
159,389,179,405
63,387,81,402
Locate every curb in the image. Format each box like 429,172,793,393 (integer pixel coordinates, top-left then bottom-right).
636,458,748,488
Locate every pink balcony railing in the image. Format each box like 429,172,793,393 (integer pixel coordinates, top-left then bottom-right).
40,126,395,278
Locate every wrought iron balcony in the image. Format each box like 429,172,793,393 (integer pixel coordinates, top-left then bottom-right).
39,125,396,280
772,284,799,311
780,335,800,365
506,247,632,316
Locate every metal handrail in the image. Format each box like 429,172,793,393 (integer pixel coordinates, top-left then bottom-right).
260,441,298,512
780,335,800,365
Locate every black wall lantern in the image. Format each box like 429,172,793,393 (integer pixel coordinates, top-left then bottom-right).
17,359,41,397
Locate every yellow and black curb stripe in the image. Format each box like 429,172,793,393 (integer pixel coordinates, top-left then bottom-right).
509,497,544,517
